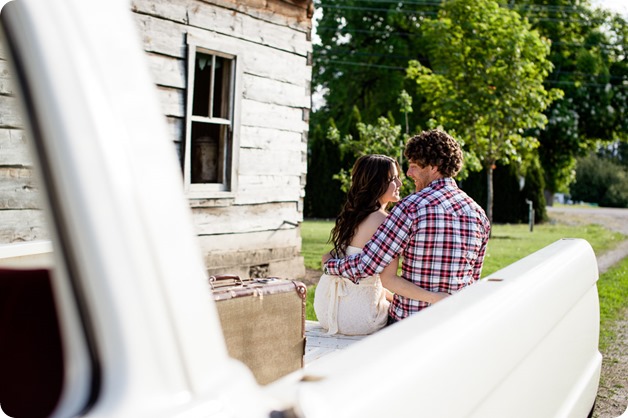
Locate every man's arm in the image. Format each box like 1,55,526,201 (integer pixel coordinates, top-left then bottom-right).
323,204,413,283
379,257,449,304
473,223,491,280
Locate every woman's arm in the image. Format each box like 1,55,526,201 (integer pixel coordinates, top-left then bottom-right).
380,258,449,305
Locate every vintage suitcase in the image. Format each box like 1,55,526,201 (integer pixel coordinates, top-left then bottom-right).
209,275,307,385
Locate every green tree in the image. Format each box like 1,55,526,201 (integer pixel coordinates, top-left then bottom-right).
398,89,413,136
309,1,445,215
460,157,547,224
514,1,628,201
328,91,417,199
304,121,347,218
311,0,441,135
570,152,628,208
406,0,562,223
522,156,548,223
598,141,628,168
330,116,416,195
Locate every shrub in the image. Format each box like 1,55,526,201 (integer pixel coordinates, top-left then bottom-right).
570,153,628,208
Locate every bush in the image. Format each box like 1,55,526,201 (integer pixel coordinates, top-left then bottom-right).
304,123,346,218
570,153,628,208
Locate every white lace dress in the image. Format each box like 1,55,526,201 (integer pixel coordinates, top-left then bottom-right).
314,246,390,335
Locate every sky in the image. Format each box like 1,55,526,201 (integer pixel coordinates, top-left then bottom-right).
593,0,628,17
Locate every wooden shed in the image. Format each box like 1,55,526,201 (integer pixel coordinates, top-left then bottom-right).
0,0,313,280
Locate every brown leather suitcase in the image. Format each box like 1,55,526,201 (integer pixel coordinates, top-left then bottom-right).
209,275,307,385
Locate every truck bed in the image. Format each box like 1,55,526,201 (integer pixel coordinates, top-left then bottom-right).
304,320,366,365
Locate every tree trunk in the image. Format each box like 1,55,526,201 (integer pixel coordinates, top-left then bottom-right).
544,190,554,207
486,164,494,227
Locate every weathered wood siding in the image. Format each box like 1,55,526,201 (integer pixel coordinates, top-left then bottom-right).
0,45,49,243
131,0,312,279
0,0,312,280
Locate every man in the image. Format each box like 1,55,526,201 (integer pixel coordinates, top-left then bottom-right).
323,129,491,323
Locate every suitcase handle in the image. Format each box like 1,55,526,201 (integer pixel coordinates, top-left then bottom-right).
208,274,243,289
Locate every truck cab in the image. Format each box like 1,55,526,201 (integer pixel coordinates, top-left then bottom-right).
0,1,601,417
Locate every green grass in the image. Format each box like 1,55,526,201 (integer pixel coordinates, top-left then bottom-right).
482,223,624,276
301,219,626,322
306,291,317,321
301,220,334,321
302,220,624,277
598,257,628,350
301,219,335,270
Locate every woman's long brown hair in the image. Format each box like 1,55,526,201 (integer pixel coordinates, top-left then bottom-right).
330,155,400,257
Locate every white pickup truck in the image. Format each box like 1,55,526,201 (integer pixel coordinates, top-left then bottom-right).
0,0,601,417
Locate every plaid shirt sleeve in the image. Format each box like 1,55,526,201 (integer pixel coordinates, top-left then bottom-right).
473,221,491,279
324,203,413,283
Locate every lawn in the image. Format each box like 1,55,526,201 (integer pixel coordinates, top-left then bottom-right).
301,219,336,270
301,219,626,321
598,256,628,350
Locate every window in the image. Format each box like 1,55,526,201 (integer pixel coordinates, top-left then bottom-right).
1,5,95,417
184,36,241,197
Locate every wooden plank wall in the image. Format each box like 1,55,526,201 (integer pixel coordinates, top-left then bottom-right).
131,0,312,279
0,41,49,243
0,1,312,279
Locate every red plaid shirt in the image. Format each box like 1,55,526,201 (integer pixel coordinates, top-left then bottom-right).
325,178,491,320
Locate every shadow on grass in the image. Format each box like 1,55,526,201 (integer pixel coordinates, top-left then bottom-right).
489,235,523,240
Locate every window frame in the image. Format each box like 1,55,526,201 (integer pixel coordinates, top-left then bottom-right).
183,34,242,199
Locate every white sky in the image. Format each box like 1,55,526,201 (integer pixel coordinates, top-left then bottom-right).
593,0,628,17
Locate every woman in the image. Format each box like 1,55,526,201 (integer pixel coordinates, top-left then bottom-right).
314,154,448,335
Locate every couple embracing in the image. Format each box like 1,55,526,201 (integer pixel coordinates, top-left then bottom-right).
314,129,491,335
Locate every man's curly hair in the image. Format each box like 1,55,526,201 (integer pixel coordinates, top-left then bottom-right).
404,129,463,177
